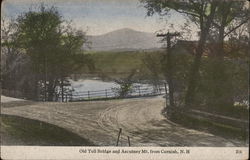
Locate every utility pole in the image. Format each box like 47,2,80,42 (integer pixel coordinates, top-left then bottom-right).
44,55,47,102
157,32,180,113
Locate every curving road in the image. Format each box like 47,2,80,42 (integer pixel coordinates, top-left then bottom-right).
1,96,247,146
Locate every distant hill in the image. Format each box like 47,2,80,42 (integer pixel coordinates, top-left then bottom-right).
85,28,162,51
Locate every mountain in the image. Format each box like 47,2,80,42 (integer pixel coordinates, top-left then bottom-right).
85,28,162,51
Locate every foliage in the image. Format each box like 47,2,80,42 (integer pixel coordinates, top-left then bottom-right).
195,58,247,108
88,51,144,74
141,0,221,107
112,70,136,98
171,112,248,141
140,0,249,111
1,18,37,99
141,52,164,89
4,4,93,101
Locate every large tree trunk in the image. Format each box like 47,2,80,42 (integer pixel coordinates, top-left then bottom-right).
185,2,218,108
210,13,234,108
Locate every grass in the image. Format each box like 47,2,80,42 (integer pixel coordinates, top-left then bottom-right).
190,103,249,120
1,114,95,146
81,51,163,79
170,111,248,142
91,51,144,73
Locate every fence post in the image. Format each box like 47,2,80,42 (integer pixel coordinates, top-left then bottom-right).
138,86,141,96
127,136,131,146
88,91,90,100
105,89,108,99
70,92,73,102
164,82,168,107
61,91,64,102
116,128,122,146
164,83,167,94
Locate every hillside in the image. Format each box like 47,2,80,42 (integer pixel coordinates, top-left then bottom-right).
86,28,162,51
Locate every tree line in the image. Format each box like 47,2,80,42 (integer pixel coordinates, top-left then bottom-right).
140,0,249,115
1,4,94,101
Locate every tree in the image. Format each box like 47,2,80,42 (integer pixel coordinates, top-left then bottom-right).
15,4,92,101
1,18,19,91
201,1,248,108
141,0,249,112
112,70,136,98
142,52,163,91
56,26,93,102
1,18,35,99
141,0,219,108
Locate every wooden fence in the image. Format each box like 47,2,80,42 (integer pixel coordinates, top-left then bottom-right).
188,109,249,131
59,85,166,102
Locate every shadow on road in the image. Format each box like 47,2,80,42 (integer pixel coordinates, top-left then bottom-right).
1,114,95,146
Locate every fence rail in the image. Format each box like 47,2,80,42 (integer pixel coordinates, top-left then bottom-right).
59,85,166,102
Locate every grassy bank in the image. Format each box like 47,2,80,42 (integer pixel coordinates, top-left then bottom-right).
1,114,95,146
169,111,248,142
81,51,164,79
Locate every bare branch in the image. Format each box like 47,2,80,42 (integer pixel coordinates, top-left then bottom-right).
224,19,249,38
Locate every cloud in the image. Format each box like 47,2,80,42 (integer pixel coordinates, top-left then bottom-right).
2,0,190,36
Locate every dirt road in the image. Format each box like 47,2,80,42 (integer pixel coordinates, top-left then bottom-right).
1,96,246,146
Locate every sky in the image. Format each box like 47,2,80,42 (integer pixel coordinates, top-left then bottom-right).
1,0,190,36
